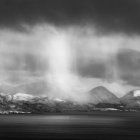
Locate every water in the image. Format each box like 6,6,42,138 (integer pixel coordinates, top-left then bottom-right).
0,112,140,140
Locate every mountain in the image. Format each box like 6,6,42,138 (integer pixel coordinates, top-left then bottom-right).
0,87,139,114
0,93,94,114
89,86,120,104
0,80,48,96
0,93,13,102
121,89,140,108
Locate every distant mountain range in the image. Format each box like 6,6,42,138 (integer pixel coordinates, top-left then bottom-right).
0,86,140,114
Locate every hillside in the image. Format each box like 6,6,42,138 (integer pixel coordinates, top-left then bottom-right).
89,86,120,104
121,89,140,108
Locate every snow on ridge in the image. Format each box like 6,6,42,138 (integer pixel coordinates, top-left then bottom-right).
104,108,119,111
133,90,140,97
13,93,34,101
53,98,65,102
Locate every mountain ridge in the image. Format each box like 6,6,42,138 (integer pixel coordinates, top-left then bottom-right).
0,86,140,114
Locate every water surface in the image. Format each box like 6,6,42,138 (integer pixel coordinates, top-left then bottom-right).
0,112,140,140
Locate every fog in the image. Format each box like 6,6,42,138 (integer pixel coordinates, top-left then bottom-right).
0,24,139,103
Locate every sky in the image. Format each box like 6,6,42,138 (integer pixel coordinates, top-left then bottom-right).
0,0,140,101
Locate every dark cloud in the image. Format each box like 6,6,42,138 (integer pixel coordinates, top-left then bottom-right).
0,0,139,97
77,60,106,79
118,48,140,86
0,0,139,34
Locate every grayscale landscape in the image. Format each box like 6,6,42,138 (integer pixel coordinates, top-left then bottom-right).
0,0,140,139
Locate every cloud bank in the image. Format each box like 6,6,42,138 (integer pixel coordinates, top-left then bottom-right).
0,24,139,103
0,0,140,102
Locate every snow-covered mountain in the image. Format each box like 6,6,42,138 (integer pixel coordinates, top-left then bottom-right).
89,86,120,104
0,86,140,114
121,89,140,108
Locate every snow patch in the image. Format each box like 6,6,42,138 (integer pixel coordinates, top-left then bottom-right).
133,90,140,97
53,98,65,102
13,93,34,101
104,108,119,111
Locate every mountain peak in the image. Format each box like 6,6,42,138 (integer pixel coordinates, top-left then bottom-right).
89,86,120,104
122,89,140,98
121,89,140,108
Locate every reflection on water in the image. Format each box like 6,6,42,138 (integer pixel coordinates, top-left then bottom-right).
0,115,123,125
0,112,140,139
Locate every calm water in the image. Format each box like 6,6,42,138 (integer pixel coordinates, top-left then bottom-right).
0,112,140,140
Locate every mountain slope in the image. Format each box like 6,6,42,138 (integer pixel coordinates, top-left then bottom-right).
89,86,120,104
121,89,140,108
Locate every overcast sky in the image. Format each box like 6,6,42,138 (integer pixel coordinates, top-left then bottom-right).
0,0,139,33
0,0,140,98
